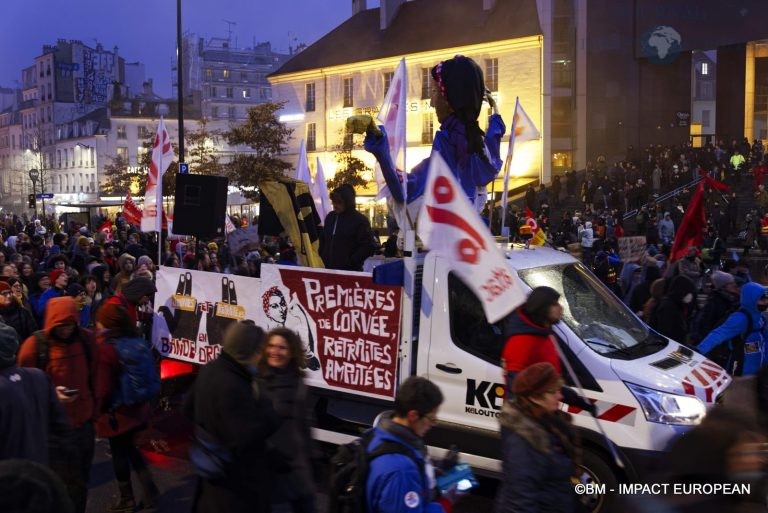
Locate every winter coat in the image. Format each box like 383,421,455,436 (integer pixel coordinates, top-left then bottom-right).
502,309,561,380
494,402,577,513
627,265,662,314
320,185,377,271
93,334,152,438
18,297,97,428
578,224,594,248
0,365,70,463
689,290,739,345
259,367,315,503
0,300,38,342
366,414,445,513
35,285,65,319
652,276,697,346
697,282,768,376
186,351,281,513
658,217,675,243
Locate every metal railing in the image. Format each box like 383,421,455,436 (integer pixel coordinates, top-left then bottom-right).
623,175,705,221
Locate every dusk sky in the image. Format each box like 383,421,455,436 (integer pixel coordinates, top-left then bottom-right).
0,0,380,96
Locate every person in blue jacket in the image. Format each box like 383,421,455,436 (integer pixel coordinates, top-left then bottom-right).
366,376,450,513
697,281,768,376
363,55,505,213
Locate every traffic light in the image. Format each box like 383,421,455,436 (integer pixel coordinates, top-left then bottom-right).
28,194,35,209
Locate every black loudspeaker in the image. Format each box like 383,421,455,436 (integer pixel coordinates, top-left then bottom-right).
172,174,229,238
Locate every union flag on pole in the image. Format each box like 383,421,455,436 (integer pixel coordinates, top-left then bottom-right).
500,98,540,221
98,219,114,243
141,117,174,233
524,207,547,246
418,151,525,323
122,192,143,226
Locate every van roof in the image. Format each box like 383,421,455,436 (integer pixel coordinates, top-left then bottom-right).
504,245,578,270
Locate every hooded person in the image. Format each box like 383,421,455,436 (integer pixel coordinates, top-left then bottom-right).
618,262,641,300
185,321,282,513
697,282,768,376
0,280,37,342
651,275,697,346
501,287,596,415
495,363,581,513
627,264,662,315
657,211,675,246
363,55,505,214
111,253,136,294
689,271,740,346
105,276,157,325
17,296,97,513
319,184,377,271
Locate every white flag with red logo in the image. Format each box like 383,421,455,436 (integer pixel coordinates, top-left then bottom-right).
142,117,174,233
98,219,114,243
375,58,407,202
500,99,540,228
313,157,332,222
418,151,525,323
224,215,236,234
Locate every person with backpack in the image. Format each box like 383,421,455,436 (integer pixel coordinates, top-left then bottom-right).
186,321,281,513
697,282,768,376
104,276,157,327
495,362,581,513
362,376,452,513
93,303,160,512
17,296,97,513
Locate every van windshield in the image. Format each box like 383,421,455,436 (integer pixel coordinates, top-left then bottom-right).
517,263,667,359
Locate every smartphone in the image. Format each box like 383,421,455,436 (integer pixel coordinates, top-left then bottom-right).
62,388,79,397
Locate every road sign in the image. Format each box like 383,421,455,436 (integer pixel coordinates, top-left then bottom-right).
179,162,189,174
36,193,54,199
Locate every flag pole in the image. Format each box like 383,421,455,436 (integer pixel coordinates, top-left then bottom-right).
500,98,520,236
157,119,164,267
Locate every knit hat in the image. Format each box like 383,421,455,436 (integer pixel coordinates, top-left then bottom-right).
121,277,157,304
0,281,10,294
710,271,736,291
512,362,563,397
137,255,153,269
0,323,19,368
49,269,65,285
66,283,85,297
76,236,89,248
222,321,266,364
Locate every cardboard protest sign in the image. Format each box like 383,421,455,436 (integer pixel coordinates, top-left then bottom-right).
618,236,647,263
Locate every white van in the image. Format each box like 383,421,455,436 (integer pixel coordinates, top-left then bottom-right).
309,245,732,512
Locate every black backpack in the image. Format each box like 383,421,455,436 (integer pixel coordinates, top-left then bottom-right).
327,429,421,513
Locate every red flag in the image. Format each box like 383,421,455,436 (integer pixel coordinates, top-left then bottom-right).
524,207,546,245
123,192,143,226
669,182,707,263
698,167,730,191
98,220,114,243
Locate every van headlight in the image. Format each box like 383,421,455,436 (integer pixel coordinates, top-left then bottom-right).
625,382,706,426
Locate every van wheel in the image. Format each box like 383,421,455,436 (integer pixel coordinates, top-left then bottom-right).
578,449,619,513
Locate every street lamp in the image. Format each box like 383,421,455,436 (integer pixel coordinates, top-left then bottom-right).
28,169,38,217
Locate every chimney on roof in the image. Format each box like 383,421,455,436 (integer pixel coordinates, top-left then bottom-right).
380,0,406,30
483,0,497,10
352,0,367,15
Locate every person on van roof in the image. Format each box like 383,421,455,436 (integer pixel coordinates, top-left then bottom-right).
501,287,596,415
319,184,377,272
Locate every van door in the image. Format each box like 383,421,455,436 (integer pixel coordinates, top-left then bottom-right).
424,256,508,431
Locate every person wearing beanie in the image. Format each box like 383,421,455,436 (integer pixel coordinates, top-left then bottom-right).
364,55,505,217
501,287,596,415
104,276,157,325
0,323,70,465
0,280,37,342
689,272,740,348
93,303,159,511
18,296,97,513
111,253,136,294
496,363,580,513
66,283,90,328
319,184,377,271
34,268,69,320
187,321,281,512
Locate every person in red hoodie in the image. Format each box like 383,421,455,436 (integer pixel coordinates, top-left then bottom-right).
17,296,97,513
501,286,596,415
94,302,159,512
104,276,156,326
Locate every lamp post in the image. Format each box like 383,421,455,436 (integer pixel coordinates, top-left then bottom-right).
28,168,38,217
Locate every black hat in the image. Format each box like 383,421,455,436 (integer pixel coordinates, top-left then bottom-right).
0,323,19,369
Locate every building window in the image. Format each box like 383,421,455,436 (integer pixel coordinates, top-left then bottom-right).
421,113,434,144
210,86,218,98
205,69,213,79
226,87,234,98
223,69,230,79
485,58,498,92
228,106,236,119
116,146,128,161
138,126,150,139
116,125,127,140
260,88,270,101
421,68,432,100
242,88,251,99
305,83,316,112
701,62,709,75
343,78,354,108
211,106,219,119
702,110,711,127
306,123,317,151
241,71,248,81
383,72,394,93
